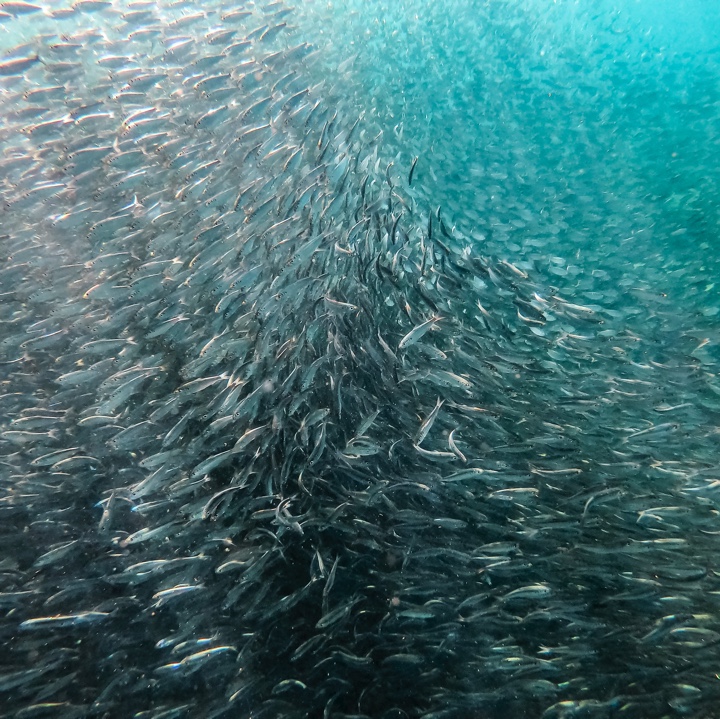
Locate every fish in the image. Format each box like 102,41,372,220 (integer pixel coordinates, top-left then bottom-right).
0,54,41,76
1,1,719,718
408,156,419,185
415,397,444,445
19,612,110,630
447,428,466,462
397,315,443,350
1,2,42,17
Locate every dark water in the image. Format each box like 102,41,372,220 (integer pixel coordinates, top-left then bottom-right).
1,1,720,718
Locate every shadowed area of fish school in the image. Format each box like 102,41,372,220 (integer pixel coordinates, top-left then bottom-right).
1,1,720,718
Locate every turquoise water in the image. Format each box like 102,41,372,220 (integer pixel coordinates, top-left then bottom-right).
1,2,720,717
296,0,720,306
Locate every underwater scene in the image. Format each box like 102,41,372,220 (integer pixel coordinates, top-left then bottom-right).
1,0,720,717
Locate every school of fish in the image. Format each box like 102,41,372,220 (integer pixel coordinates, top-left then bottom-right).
1,0,720,718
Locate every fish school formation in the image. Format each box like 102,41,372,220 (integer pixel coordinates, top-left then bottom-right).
1,1,720,718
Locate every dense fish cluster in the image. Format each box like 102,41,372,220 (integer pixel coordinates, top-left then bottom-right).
299,0,720,324
1,1,720,718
